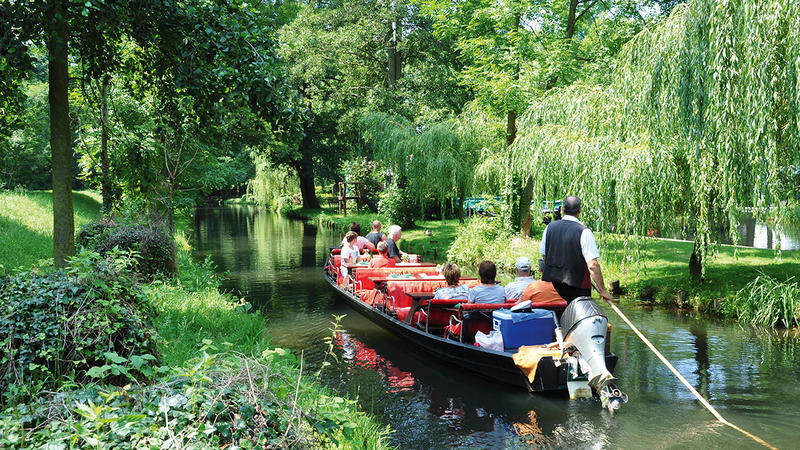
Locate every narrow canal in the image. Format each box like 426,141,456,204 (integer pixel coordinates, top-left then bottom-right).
193,205,800,448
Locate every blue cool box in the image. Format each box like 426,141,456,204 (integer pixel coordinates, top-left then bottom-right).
492,309,556,349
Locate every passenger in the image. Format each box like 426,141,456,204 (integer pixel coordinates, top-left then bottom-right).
340,231,360,278
504,257,535,299
520,280,564,304
341,222,377,252
433,263,470,299
365,220,386,247
386,225,406,263
540,196,613,303
469,261,506,304
369,241,396,268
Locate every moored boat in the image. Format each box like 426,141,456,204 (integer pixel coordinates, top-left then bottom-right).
323,248,626,409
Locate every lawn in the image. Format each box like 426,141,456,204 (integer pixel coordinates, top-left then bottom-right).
0,190,102,271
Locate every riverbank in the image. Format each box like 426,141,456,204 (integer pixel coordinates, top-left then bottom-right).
288,207,800,325
0,190,390,448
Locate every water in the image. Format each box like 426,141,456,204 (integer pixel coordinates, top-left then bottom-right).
193,205,800,448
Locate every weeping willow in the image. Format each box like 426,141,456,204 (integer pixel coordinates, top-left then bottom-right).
359,112,485,220
512,0,800,273
247,157,295,209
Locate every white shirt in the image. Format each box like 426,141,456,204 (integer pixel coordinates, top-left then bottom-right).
341,235,372,251
340,243,359,277
539,215,600,262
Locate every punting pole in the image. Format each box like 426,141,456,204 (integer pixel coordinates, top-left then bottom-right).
603,297,776,449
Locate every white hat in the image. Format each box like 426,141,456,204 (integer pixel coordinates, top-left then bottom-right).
515,256,531,271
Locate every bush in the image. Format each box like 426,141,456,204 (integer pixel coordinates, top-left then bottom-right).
447,216,541,275
723,275,800,328
379,183,417,228
78,216,177,281
0,250,160,402
0,351,391,449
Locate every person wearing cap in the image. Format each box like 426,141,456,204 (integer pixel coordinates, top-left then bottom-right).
540,195,613,303
504,257,535,300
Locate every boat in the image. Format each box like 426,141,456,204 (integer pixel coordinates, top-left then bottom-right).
324,248,626,409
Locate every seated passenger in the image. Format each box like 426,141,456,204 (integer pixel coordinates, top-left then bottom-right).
340,231,359,278
520,280,564,304
386,225,406,263
369,241,396,268
469,261,506,304
365,220,386,247
433,263,470,299
504,257,535,299
341,222,377,252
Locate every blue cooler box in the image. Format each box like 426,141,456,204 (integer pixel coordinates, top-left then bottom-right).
492,309,556,349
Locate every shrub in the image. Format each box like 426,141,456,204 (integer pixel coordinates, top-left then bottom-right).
0,250,160,402
379,183,417,228
79,216,177,281
723,275,800,328
447,216,541,275
75,216,117,248
0,351,391,449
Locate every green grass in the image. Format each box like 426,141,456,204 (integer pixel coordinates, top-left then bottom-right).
600,236,800,313
0,189,102,271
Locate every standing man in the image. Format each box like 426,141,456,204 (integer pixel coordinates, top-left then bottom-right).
365,220,385,247
540,196,613,303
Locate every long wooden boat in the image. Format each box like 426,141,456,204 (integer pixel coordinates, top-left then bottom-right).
323,253,618,393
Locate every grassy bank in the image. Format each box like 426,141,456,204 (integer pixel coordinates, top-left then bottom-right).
288,207,800,324
0,189,102,271
0,192,390,448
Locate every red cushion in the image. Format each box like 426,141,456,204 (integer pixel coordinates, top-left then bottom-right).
396,307,457,327
355,267,441,291
459,301,518,311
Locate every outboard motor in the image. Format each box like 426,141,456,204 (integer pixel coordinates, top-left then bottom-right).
561,297,627,411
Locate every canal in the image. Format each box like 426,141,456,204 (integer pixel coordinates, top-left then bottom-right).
192,205,800,448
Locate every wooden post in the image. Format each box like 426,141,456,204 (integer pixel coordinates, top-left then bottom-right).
356,183,363,213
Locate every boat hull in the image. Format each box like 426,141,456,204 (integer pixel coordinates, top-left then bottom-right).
324,272,618,393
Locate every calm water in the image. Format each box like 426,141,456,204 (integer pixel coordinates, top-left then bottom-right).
193,206,800,448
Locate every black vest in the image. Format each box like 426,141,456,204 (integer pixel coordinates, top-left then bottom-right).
542,218,590,289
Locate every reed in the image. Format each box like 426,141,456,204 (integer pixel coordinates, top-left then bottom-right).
726,275,800,328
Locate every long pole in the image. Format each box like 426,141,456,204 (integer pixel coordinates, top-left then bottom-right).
605,300,776,449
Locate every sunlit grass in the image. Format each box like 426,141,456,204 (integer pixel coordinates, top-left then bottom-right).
0,189,102,271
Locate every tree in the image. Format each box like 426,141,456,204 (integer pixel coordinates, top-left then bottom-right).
512,0,800,278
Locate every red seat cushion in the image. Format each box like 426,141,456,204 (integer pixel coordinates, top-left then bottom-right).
355,267,441,291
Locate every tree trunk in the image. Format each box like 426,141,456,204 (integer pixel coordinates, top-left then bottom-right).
297,133,320,209
100,75,112,212
689,245,703,282
565,0,579,41
167,181,175,235
506,109,517,147
519,174,534,237
48,0,74,268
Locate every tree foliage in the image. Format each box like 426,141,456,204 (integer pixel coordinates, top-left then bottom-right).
512,0,800,274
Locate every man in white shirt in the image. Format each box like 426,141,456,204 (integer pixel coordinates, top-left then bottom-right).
504,257,535,299
540,196,612,303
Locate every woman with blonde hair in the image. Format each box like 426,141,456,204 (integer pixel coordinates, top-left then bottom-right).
433,263,470,299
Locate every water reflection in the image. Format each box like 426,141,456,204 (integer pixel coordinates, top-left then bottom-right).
192,206,800,448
